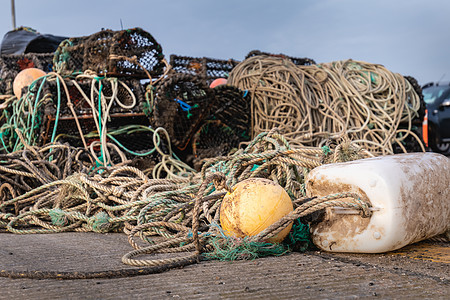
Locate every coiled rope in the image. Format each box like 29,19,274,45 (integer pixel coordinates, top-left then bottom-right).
0,129,373,279
0,71,195,176
228,56,425,155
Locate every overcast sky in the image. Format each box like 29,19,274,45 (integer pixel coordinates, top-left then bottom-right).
1,0,449,85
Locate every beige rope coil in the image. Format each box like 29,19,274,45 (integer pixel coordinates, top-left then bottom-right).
228,56,425,155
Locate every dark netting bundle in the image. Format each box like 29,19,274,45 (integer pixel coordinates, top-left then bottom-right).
0,53,54,95
53,28,165,78
208,85,251,141
191,120,241,170
170,54,240,82
245,50,316,66
153,73,215,150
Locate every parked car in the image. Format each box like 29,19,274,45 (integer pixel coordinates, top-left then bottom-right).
422,82,450,153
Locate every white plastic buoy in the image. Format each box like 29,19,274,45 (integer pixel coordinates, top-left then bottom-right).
305,152,450,253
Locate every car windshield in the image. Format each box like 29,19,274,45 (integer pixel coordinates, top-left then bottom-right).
422,86,450,105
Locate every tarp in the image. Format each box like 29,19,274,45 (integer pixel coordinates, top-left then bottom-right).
1,27,67,55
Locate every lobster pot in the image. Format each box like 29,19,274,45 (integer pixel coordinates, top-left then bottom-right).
169,54,240,84
245,50,316,66
191,120,241,170
305,152,450,253
153,73,215,150
40,77,150,157
44,77,145,116
208,85,250,140
52,37,85,74
53,28,165,78
41,112,151,146
0,53,54,95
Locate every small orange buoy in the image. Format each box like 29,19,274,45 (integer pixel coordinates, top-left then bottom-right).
13,68,46,99
220,178,294,243
422,109,428,147
209,78,227,89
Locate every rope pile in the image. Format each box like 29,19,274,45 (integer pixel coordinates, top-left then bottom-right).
0,129,373,275
228,56,425,155
0,72,189,173
0,132,95,228
0,28,441,280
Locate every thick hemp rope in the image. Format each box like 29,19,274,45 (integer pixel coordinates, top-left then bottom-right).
227,56,424,155
0,72,194,173
0,129,372,279
0,72,92,152
120,172,372,269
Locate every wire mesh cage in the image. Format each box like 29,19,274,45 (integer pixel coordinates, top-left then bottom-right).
392,75,426,153
208,85,251,141
43,77,145,116
0,53,54,95
191,120,241,170
40,77,150,154
53,37,85,75
40,93,162,167
153,73,215,150
170,54,240,82
245,50,316,66
53,28,165,78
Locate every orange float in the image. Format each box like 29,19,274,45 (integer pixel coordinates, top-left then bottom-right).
13,68,46,99
220,178,294,243
209,78,227,89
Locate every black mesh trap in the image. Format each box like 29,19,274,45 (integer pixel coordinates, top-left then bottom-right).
53,28,165,78
53,37,84,75
39,76,155,164
40,112,162,168
170,55,240,82
404,75,425,122
245,50,316,66
153,73,215,150
191,120,241,170
43,77,145,116
0,53,54,95
208,85,251,141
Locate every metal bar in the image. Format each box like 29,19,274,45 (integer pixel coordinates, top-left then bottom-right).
11,0,16,29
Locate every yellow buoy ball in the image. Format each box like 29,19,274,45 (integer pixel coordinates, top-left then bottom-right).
220,178,294,243
13,68,46,99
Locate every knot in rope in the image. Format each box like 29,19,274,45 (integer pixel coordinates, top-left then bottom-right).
49,208,69,226
111,186,125,198
211,173,232,194
316,192,373,218
90,211,112,233
345,192,372,218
